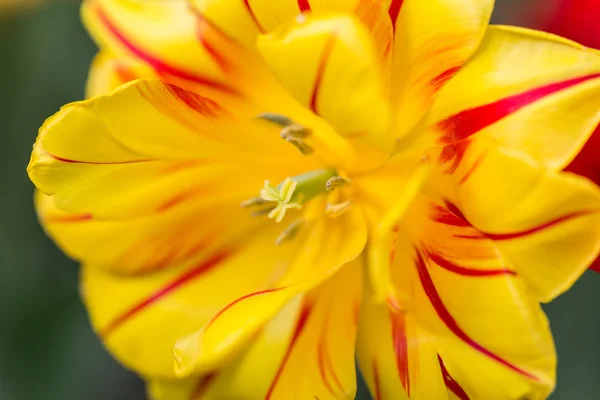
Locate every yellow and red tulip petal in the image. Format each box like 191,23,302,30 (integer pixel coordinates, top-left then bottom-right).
190,0,392,57
198,261,362,399
365,200,556,399
390,0,494,138
82,221,308,378
257,14,393,152
29,79,318,274
82,0,267,95
353,153,432,301
173,205,367,376
424,26,600,171
357,292,448,400
440,138,600,302
85,51,153,98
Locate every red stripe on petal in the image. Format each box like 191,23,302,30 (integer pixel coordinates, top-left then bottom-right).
388,0,404,31
437,355,470,400
428,251,517,277
190,372,217,399
431,66,460,92
415,251,540,381
432,205,471,228
317,339,336,396
265,304,313,400
458,152,487,185
205,286,289,331
438,73,600,144
196,17,234,74
484,210,598,241
100,252,230,338
164,83,224,118
44,151,152,165
438,140,471,174
297,0,311,12
310,32,337,114
390,310,410,395
94,5,233,93
372,360,383,400
242,0,265,33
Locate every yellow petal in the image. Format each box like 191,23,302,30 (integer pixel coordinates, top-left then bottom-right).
353,154,431,301
368,199,557,398
423,26,600,171
81,0,231,92
82,223,306,378
201,261,362,399
357,293,447,400
29,80,315,274
173,205,367,376
146,377,201,400
190,0,392,59
85,51,152,98
443,139,600,302
258,14,393,151
390,0,494,138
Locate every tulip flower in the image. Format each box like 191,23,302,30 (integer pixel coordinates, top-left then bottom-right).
28,1,600,399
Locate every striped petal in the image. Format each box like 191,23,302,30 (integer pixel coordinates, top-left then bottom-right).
419,26,600,171
361,195,557,399
173,205,367,376
257,14,393,151
29,80,316,274
389,0,494,138
82,223,304,378
357,294,447,400
190,0,392,54
437,138,600,302
195,261,362,399
82,0,269,95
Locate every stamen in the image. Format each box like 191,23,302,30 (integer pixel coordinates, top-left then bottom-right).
280,124,310,140
257,112,294,127
326,176,350,191
251,207,277,217
275,219,305,246
257,112,314,155
325,200,353,217
240,197,269,208
281,124,314,155
243,169,337,223
259,178,302,223
283,136,314,155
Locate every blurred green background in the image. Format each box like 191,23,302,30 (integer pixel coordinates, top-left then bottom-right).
0,1,599,399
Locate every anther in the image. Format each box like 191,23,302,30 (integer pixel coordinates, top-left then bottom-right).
257,112,314,156
275,219,305,246
280,124,310,139
284,136,314,155
281,124,314,155
326,176,350,191
259,178,303,223
258,113,294,127
325,200,353,217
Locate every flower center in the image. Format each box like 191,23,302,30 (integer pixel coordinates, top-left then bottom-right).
243,112,357,244
242,168,354,244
